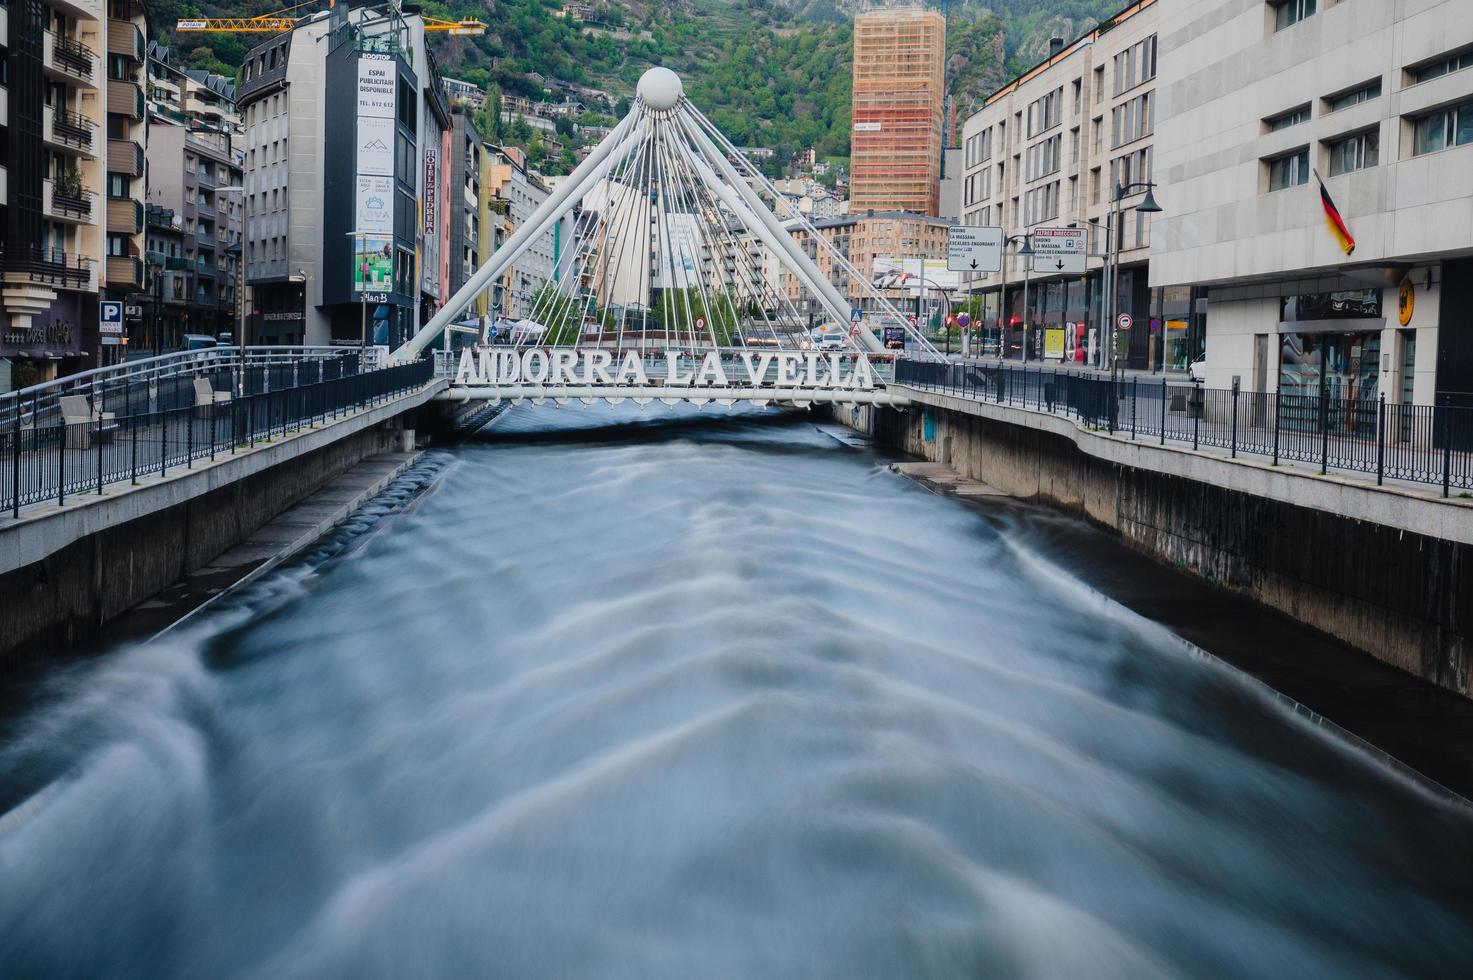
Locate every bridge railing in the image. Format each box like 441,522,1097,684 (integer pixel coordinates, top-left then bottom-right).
1,359,433,519
0,346,368,434
894,359,1473,497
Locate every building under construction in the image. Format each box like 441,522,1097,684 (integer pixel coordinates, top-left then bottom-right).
850,6,947,217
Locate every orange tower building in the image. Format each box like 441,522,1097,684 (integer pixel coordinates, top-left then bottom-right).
850,7,947,216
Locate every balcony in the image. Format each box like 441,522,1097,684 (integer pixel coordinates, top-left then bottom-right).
107,78,144,120
43,109,97,155
44,32,98,87
107,197,143,234
0,244,95,289
43,179,96,222
107,138,144,177
107,20,145,62
106,254,144,289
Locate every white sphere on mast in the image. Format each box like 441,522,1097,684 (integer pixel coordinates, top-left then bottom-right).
637,67,683,111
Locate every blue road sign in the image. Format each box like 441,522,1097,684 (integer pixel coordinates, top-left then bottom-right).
99,301,124,335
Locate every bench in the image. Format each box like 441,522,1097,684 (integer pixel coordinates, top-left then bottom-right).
58,394,117,450
193,377,232,415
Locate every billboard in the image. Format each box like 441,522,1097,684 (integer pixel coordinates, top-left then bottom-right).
872,256,959,293
357,56,395,117
357,116,394,176
355,176,393,236
353,235,393,294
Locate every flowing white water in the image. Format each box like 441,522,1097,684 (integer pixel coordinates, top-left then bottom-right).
1,403,1470,979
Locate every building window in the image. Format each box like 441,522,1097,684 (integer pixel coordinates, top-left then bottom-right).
1412,100,1473,155
1111,92,1153,148
1114,35,1157,96
1266,104,1311,132
106,234,127,256
1328,129,1379,175
1325,79,1382,113
107,173,129,197
1266,147,1310,190
1027,88,1063,138
1272,0,1315,32
1411,47,1473,85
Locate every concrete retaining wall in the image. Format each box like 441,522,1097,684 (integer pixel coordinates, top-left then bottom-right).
0,406,421,667
836,391,1471,699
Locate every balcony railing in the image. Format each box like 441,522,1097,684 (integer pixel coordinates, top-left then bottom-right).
45,31,97,85
107,78,144,120
46,109,96,153
107,19,145,62
107,197,143,234
108,138,144,177
106,254,144,288
0,244,94,288
44,179,96,221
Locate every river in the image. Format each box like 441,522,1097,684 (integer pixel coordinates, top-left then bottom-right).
1,403,1470,979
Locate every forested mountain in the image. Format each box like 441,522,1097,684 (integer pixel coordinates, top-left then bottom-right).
158,0,1123,173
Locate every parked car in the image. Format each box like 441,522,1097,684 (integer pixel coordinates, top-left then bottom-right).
1188,357,1208,383
182,334,219,351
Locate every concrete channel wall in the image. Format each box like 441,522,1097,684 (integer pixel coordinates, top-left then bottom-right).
0,391,436,666
834,386,1472,700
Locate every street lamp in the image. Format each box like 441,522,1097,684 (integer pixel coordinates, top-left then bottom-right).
1006,234,1035,362
1105,180,1163,381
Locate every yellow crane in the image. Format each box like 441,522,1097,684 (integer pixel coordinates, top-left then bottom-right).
177,0,486,36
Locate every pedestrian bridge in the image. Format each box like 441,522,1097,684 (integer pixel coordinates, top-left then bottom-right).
432,346,912,409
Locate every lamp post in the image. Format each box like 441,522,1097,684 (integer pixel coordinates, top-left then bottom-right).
1006,234,1035,362
1105,180,1162,382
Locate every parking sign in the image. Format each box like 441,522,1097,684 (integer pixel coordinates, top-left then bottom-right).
99,301,124,336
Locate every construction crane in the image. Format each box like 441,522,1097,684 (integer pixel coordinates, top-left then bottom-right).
177,0,485,35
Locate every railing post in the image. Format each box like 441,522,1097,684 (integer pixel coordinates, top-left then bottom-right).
186,403,194,469
1192,385,1201,451
131,411,139,484
1273,392,1280,466
1160,378,1166,445
95,412,103,494
1443,409,1452,498
11,405,21,518
1230,381,1239,459
56,415,64,508
1376,394,1385,486
210,401,217,462
1319,388,1329,475
1131,378,1137,440
160,404,168,477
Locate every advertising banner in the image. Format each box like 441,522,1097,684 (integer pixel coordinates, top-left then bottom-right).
355,176,394,236
357,55,395,118
357,116,395,176
1044,328,1066,360
353,235,393,294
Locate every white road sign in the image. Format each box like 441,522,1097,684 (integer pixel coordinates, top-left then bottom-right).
1031,227,1087,275
947,226,1003,273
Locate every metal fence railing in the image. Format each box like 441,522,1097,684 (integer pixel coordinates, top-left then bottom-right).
1,359,433,517
894,360,1473,497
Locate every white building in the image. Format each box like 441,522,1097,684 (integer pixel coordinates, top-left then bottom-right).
1153,0,1473,407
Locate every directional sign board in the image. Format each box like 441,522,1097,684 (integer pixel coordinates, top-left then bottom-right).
947,226,1003,274
99,300,124,335
1031,227,1086,275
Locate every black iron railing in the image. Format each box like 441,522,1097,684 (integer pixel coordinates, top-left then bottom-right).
1,359,432,517
894,360,1473,497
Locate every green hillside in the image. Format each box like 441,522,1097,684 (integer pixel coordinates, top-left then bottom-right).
157,0,1123,174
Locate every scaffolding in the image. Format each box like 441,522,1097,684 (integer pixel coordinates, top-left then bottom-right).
850,7,946,216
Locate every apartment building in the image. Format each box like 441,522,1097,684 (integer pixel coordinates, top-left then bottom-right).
145,43,244,348
103,0,147,318
1154,0,1473,409
484,144,579,321
959,0,1161,365
236,0,450,348
783,210,952,319
447,106,482,320
850,7,946,216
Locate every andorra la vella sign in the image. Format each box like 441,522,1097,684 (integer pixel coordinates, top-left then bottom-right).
454,348,880,390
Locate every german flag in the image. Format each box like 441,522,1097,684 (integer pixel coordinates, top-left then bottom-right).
1317,174,1356,256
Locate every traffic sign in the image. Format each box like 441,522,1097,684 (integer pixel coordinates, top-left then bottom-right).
1031,227,1086,275
850,307,862,323
956,312,971,329
100,300,124,335
947,226,1003,273
1117,313,1133,332
695,315,707,331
